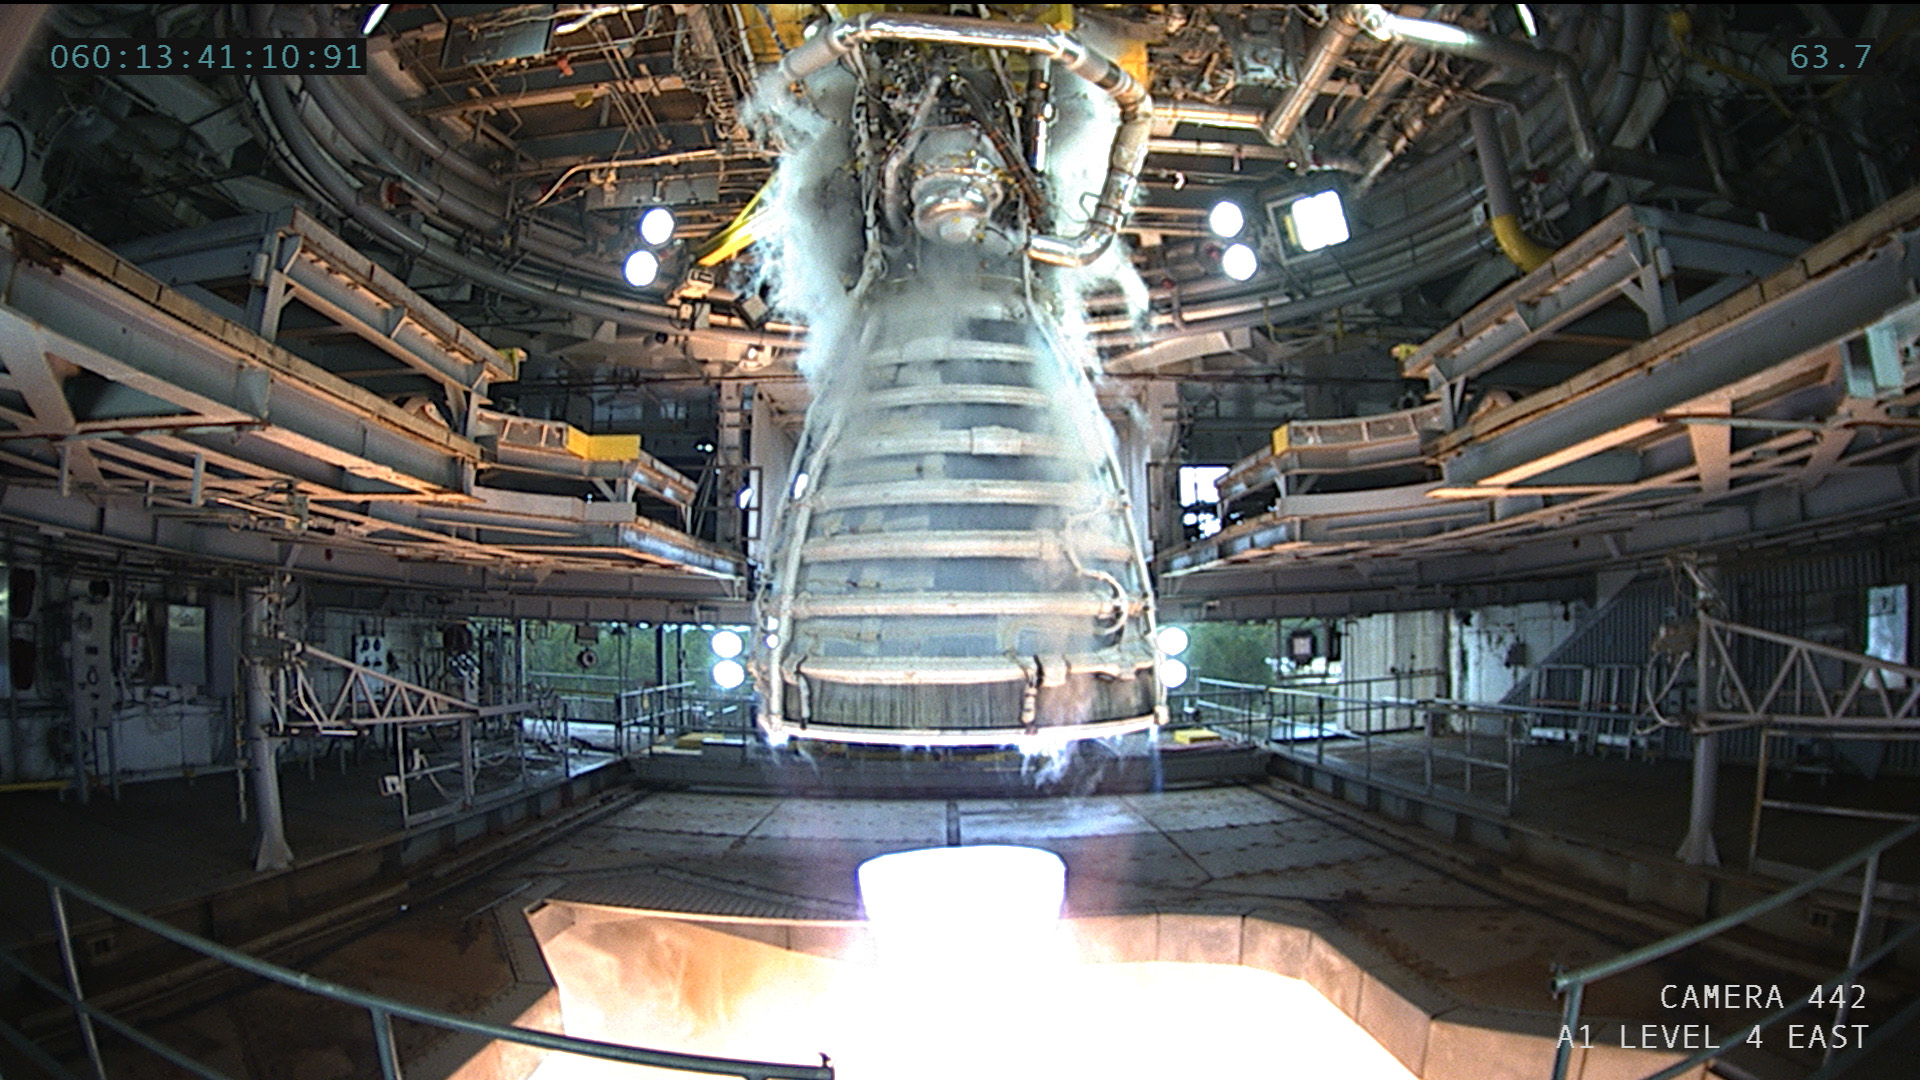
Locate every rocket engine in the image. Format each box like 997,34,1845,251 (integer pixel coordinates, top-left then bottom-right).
750,13,1165,746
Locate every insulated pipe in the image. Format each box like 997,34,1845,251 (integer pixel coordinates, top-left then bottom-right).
245,587,294,872
252,12,789,346
335,58,504,194
302,71,506,238
1469,105,1555,272
1155,101,1266,134
1377,11,1713,192
1594,2,1652,142
301,70,629,285
1259,4,1370,148
766,11,1153,267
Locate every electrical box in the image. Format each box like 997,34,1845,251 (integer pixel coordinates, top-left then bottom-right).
163,604,207,690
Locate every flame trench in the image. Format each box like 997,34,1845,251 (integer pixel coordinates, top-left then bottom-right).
751,14,1164,746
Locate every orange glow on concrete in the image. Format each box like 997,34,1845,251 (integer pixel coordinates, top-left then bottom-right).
525,911,1418,1080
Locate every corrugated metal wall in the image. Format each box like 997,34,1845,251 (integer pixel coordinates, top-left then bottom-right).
1717,542,1920,772
1510,537,1920,773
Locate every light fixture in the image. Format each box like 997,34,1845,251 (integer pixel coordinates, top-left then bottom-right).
1207,200,1245,239
361,3,391,35
710,629,743,659
1155,625,1190,657
638,205,676,247
1515,4,1539,38
1286,189,1350,252
1220,242,1258,281
712,658,746,689
622,249,660,288
1160,656,1191,690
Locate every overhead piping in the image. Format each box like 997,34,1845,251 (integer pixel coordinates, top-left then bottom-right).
1259,5,1371,148
763,11,1153,268
1371,9,1713,193
249,7,784,347
1469,105,1555,271
334,63,504,194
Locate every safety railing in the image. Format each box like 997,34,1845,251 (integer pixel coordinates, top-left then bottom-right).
1267,688,1525,812
0,845,834,1080
1549,818,1920,1080
619,681,702,753
1176,678,1673,815
1171,678,1273,744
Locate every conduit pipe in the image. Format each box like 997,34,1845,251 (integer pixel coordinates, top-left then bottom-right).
1469,105,1555,271
335,59,504,194
301,69,631,285
1374,10,1712,193
1259,4,1371,148
250,8,787,347
1594,3,1652,142
301,70,507,237
764,11,1153,267
1154,100,1266,134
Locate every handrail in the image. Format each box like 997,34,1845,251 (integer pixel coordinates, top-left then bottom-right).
1548,818,1920,1080
0,846,834,1080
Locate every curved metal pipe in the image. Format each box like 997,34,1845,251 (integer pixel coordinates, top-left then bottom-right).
1259,4,1369,148
1087,239,1486,345
301,71,506,237
251,10,785,347
300,70,629,285
1154,101,1265,134
1377,12,1712,192
1469,105,1555,271
337,60,504,194
765,11,1153,268
1595,2,1652,142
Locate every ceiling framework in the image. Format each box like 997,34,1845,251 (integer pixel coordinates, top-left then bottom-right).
1159,188,1920,618
0,185,743,588
0,5,1912,614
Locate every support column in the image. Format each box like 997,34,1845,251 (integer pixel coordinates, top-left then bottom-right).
715,381,749,549
1676,728,1721,866
244,587,293,871
1677,557,1723,866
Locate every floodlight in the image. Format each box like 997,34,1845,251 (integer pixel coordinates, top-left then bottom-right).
1287,190,1350,252
639,205,676,246
622,249,659,288
1221,242,1258,281
1155,625,1190,656
1207,200,1245,239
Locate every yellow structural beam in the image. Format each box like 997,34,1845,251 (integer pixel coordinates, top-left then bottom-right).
565,428,642,461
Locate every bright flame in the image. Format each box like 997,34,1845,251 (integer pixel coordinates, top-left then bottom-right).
859,845,1065,967
526,911,1422,1080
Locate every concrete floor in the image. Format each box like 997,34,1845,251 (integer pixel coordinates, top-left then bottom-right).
3,747,1917,1080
